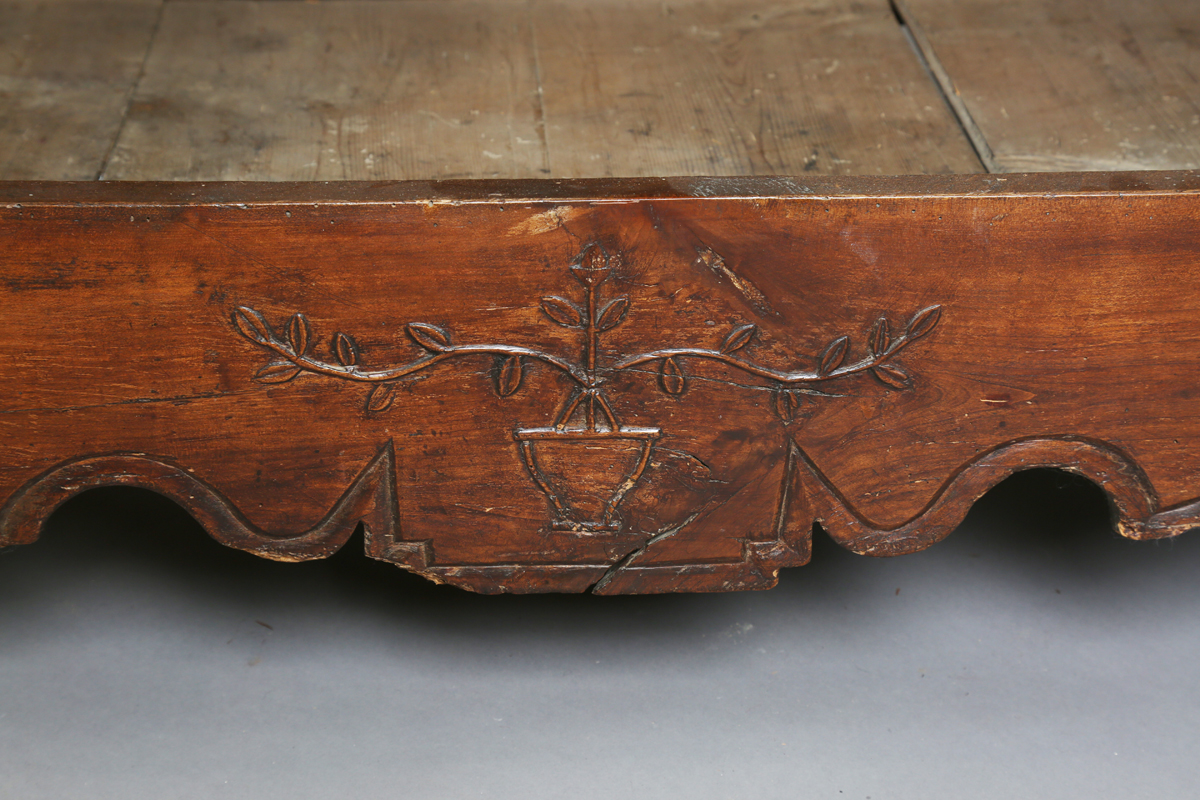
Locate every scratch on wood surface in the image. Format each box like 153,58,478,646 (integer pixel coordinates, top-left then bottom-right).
695,245,778,317
0,389,252,416
507,205,585,236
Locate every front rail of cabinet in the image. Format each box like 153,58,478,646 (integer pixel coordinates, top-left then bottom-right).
1,172,1198,594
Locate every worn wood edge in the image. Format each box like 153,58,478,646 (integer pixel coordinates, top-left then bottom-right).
0,436,1194,595
2,171,1199,207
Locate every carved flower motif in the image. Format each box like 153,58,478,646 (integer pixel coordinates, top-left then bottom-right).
569,242,613,287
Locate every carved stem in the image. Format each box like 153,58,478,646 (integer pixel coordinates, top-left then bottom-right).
593,391,620,430
615,336,918,384
555,389,586,430
553,388,620,431
259,338,589,385
586,282,598,379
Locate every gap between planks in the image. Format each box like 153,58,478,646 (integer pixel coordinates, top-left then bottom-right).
892,0,1200,173
889,0,1000,173
96,0,167,181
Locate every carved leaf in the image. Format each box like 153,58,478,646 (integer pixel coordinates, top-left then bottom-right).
659,357,686,395
540,296,585,328
906,305,942,340
233,306,272,345
287,313,311,356
334,332,359,367
596,298,630,332
772,387,802,422
818,335,850,376
869,317,891,357
406,322,451,352
367,383,397,413
720,323,757,354
872,363,912,389
496,354,523,397
255,360,301,383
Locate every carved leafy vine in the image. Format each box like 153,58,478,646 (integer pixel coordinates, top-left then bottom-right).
232,243,942,427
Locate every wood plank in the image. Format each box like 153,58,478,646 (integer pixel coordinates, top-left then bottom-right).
898,0,1200,172
1,173,1199,593
104,0,549,181
532,0,982,177
108,0,979,180
0,0,161,180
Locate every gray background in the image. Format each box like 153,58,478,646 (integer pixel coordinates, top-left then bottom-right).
2,470,1198,798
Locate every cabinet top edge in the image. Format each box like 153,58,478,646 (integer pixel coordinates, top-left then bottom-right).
1,172,1198,206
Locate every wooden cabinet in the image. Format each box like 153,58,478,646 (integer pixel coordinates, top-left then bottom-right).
2,0,1198,593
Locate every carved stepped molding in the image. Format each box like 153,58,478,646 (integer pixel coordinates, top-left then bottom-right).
0,436,1194,595
0,173,1197,594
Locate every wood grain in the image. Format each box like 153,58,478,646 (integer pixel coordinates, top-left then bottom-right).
533,0,982,176
1,173,1198,593
103,0,549,181
0,0,161,180
898,0,1200,172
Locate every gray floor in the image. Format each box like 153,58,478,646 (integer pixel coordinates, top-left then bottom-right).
1,470,1198,799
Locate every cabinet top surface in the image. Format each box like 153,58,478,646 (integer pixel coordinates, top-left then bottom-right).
2,0,1197,183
